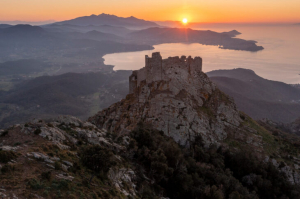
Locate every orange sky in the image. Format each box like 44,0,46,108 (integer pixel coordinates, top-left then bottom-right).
1,0,300,23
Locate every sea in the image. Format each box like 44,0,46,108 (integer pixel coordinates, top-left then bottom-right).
103,25,300,84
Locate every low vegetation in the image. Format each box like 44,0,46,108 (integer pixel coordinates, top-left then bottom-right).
126,123,300,199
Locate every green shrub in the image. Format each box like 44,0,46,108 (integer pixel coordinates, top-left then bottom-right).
128,123,300,199
54,161,62,170
28,179,45,190
51,180,70,191
79,145,116,173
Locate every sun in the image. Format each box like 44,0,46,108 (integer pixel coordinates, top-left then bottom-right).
182,18,188,24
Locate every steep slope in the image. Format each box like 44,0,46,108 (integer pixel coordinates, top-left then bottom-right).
207,68,300,122
89,53,247,146
1,54,300,198
88,53,300,187
1,115,299,198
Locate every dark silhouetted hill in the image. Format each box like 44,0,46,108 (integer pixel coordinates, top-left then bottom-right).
54,13,159,28
221,30,241,37
44,24,133,36
0,24,12,29
207,68,300,122
0,24,152,63
128,27,263,51
0,71,131,128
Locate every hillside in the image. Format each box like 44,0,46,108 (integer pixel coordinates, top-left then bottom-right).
0,24,12,29
0,59,52,76
207,68,300,122
0,71,131,128
1,54,300,198
1,115,299,198
44,24,133,36
0,24,152,62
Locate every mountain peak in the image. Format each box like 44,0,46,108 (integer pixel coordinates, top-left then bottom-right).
54,14,159,27
89,52,242,146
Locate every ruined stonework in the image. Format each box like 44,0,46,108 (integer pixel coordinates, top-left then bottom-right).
129,52,202,93
90,52,241,146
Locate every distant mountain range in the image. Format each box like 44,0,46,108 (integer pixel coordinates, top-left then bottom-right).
44,24,133,36
0,20,56,25
128,27,263,51
207,68,300,122
0,24,152,61
53,13,159,28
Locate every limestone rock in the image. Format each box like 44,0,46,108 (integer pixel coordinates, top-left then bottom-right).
56,174,74,181
108,167,136,196
89,52,241,146
0,145,19,151
62,160,73,167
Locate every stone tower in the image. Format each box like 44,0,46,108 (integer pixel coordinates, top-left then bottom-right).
129,52,202,93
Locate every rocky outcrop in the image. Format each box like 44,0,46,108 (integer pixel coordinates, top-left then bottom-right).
0,116,137,198
89,52,242,146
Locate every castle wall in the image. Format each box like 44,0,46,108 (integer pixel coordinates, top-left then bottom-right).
137,67,146,86
128,52,202,93
129,71,138,93
146,52,163,83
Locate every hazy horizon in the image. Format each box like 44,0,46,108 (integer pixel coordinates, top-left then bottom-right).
1,0,300,23
1,13,298,26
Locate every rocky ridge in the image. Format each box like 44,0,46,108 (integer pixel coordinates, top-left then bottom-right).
89,52,300,185
0,116,137,198
89,52,242,146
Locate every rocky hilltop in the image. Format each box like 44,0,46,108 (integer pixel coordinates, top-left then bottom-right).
89,52,241,146
1,53,300,198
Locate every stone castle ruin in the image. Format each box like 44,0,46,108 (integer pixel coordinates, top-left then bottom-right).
129,52,202,93
90,51,243,147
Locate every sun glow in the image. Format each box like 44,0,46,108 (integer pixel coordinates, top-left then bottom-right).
182,18,188,24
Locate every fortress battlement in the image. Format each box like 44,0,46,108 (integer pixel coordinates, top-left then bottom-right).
129,52,202,93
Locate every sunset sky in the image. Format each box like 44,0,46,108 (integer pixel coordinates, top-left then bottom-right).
1,0,300,23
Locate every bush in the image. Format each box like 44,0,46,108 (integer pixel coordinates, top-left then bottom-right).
51,180,70,191
128,123,300,199
79,145,116,173
0,164,15,174
41,171,52,181
55,161,62,170
0,130,8,137
28,179,45,190
34,128,42,135
0,150,16,163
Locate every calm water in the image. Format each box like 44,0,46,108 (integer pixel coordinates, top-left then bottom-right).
104,25,300,84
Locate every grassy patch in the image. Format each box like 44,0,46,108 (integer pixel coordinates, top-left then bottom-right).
241,113,277,155
225,139,242,149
